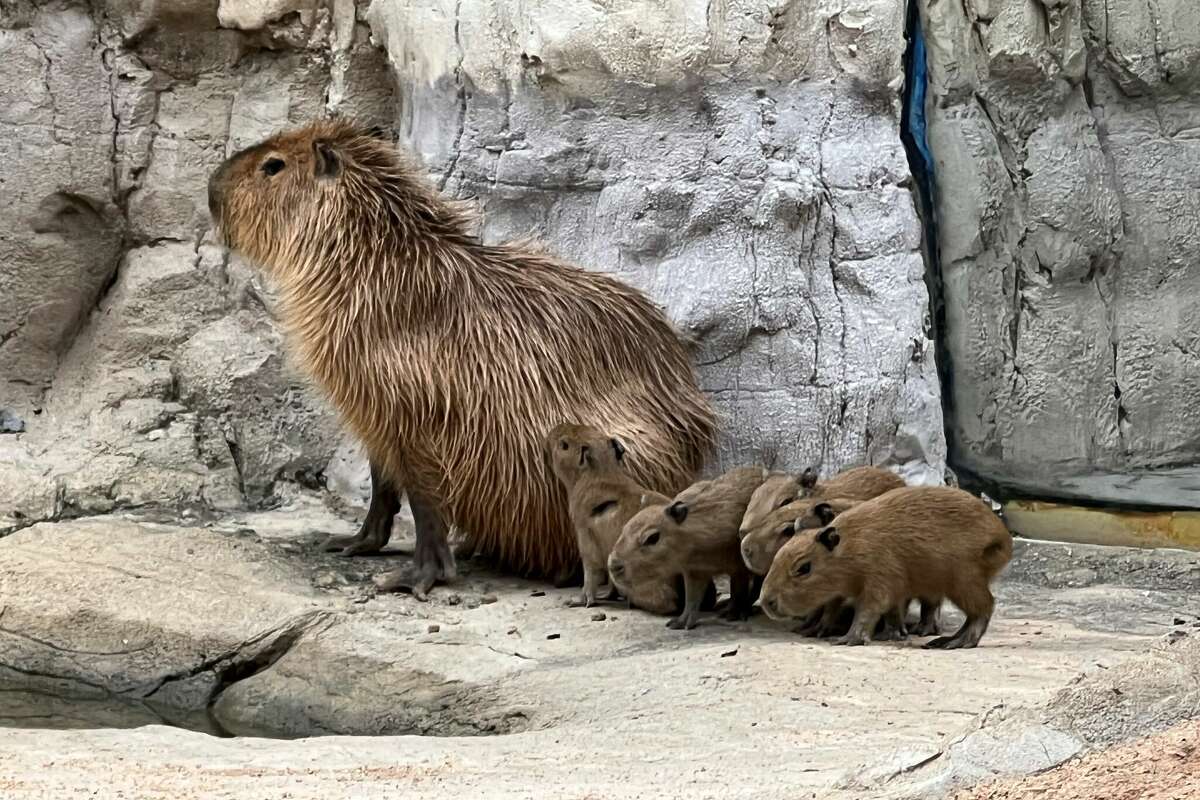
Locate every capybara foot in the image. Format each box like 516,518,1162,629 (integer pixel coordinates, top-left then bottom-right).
666,613,699,630
833,630,869,646
913,617,941,637
323,531,386,557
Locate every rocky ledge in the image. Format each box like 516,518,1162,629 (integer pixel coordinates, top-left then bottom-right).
0,494,1197,798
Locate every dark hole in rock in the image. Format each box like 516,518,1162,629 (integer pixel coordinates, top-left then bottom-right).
30,192,106,235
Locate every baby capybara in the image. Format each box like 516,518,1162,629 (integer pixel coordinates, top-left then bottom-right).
759,486,1012,648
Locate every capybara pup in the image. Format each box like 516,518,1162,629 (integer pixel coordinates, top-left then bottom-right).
609,466,765,629
545,423,675,609
207,120,716,597
740,498,942,637
740,465,904,536
759,486,1012,648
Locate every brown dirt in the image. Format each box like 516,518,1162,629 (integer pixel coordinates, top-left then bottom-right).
954,719,1200,800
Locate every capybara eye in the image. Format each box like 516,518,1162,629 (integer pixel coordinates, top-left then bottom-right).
262,158,286,176
559,441,569,450
780,522,796,538
792,561,811,577
643,531,660,547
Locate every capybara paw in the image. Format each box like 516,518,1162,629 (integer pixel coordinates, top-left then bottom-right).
321,533,383,557
914,621,940,637
666,616,685,629
372,562,444,600
834,633,868,646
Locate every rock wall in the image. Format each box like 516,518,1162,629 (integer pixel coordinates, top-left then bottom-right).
4,0,949,532
919,0,1200,508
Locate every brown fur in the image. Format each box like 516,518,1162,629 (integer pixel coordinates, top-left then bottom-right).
545,423,679,612
208,119,716,578
759,486,1013,649
741,466,904,535
609,466,764,629
738,497,859,575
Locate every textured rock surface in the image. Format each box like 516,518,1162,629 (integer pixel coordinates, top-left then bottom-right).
2,504,1197,798
1,0,945,541
918,0,1200,507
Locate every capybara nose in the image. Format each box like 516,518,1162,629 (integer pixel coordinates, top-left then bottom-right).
762,596,781,619
608,560,625,578
207,161,230,222
737,528,748,539
740,539,755,565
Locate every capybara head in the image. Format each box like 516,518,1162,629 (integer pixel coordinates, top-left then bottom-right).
606,501,686,591
740,473,803,534
545,423,627,488
207,119,445,278
759,525,846,621
739,499,845,575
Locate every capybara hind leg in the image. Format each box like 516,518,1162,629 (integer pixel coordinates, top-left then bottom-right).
667,573,707,630
914,598,942,637
323,460,399,556
926,585,993,649
373,494,456,600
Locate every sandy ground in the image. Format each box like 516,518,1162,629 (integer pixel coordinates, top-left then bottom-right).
955,719,1200,800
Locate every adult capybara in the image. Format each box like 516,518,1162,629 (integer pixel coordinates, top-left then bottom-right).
759,486,1013,648
207,120,716,597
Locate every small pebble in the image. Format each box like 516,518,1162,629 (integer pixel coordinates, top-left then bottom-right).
480,594,498,605
427,624,440,633
447,594,462,606
720,648,738,658
530,590,546,597
591,612,606,622
506,626,519,635
546,633,561,640
608,615,618,621
1173,617,1187,625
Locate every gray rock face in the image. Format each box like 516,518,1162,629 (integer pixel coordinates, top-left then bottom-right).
367,0,944,482
919,0,1200,507
0,0,945,538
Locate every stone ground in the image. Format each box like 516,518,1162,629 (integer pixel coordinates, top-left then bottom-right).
1,493,1197,799
953,719,1200,800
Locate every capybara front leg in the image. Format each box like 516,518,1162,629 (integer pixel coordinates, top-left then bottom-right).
323,459,399,556
567,561,604,608
876,606,909,641
914,598,942,637
835,606,881,647
667,573,707,630
724,572,756,621
374,493,456,600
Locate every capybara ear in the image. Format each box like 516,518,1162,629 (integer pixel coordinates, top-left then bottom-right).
813,502,837,525
816,526,841,551
799,467,819,489
666,500,689,524
609,438,626,462
313,140,341,179
780,521,797,538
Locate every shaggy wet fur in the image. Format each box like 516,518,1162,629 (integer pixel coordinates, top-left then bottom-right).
208,119,716,577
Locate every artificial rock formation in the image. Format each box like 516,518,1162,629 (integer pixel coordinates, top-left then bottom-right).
918,0,1200,508
0,0,945,533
